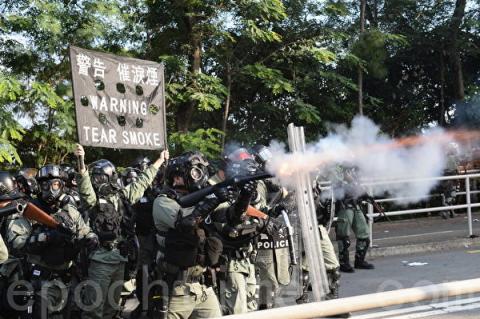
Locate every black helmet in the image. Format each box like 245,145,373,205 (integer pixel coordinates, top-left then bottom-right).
0,171,20,201
90,159,121,196
165,151,209,192
16,168,39,197
224,148,260,178
37,165,66,181
37,164,66,204
132,156,151,172
122,167,140,186
251,144,272,168
61,165,77,187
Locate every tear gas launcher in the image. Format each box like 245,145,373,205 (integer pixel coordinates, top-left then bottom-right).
177,172,273,208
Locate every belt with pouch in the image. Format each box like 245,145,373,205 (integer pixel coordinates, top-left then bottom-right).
225,249,251,260
30,264,72,283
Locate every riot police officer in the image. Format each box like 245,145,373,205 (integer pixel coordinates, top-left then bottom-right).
440,144,459,219
0,171,19,263
121,167,157,319
74,144,168,319
15,168,39,199
210,148,269,314
7,164,96,318
251,144,291,310
132,156,152,172
333,165,374,273
151,151,225,318
0,171,28,319
61,165,82,209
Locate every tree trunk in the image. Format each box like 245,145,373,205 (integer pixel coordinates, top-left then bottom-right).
439,50,446,126
176,14,202,132
365,0,378,28
221,64,232,149
448,0,466,101
358,0,366,116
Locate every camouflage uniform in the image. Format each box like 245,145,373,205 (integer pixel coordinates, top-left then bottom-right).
333,167,373,272
441,153,459,219
7,196,93,318
0,235,7,263
77,165,158,319
255,181,291,309
152,192,222,319
213,181,267,314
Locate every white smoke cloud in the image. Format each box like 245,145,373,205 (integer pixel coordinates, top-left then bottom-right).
266,116,452,204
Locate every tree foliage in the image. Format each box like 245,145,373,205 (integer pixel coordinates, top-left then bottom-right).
0,0,479,168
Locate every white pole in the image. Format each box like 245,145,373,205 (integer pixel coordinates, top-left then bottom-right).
217,278,480,319
367,202,373,247
466,176,474,237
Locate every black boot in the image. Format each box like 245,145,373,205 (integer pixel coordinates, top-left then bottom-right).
338,237,354,273
296,269,311,304
325,268,351,318
326,268,340,300
354,238,375,269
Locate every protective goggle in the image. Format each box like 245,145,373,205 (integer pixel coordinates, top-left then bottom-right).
40,179,63,191
92,173,109,185
189,165,206,182
38,166,61,179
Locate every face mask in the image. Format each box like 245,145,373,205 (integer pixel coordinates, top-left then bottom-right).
93,174,121,196
40,179,63,204
185,164,208,191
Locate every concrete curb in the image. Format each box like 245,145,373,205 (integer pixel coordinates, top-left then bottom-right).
366,237,480,258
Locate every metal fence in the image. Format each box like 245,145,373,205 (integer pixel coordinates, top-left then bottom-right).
364,173,480,245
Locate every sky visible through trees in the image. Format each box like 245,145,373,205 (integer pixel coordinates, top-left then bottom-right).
0,0,479,168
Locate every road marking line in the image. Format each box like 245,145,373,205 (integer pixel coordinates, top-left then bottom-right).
351,305,432,319
374,231,454,241
386,302,480,318
466,250,480,254
351,296,480,319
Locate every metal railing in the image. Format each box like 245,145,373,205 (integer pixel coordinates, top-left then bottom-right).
364,173,480,244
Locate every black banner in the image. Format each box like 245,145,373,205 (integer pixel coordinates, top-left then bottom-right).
69,46,166,150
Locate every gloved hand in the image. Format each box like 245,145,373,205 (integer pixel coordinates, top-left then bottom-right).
214,186,235,203
28,232,49,244
194,196,221,218
84,233,99,252
270,204,287,218
27,230,63,250
231,181,258,221
46,230,66,244
240,180,257,198
263,217,283,235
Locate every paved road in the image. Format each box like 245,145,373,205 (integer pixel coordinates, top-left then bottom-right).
325,211,480,258
369,211,480,248
122,247,480,318
122,210,480,318
343,247,480,318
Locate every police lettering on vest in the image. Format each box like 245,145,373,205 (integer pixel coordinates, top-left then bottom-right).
257,233,289,250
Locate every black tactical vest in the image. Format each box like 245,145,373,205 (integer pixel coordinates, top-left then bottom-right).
134,197,154,236
30,199,78,266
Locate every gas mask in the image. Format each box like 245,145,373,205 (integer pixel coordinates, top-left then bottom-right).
40,178,64,205
122,168,140,186
166,152,210,192
36,165,66,205
92,172,121,196
90,159,121,197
